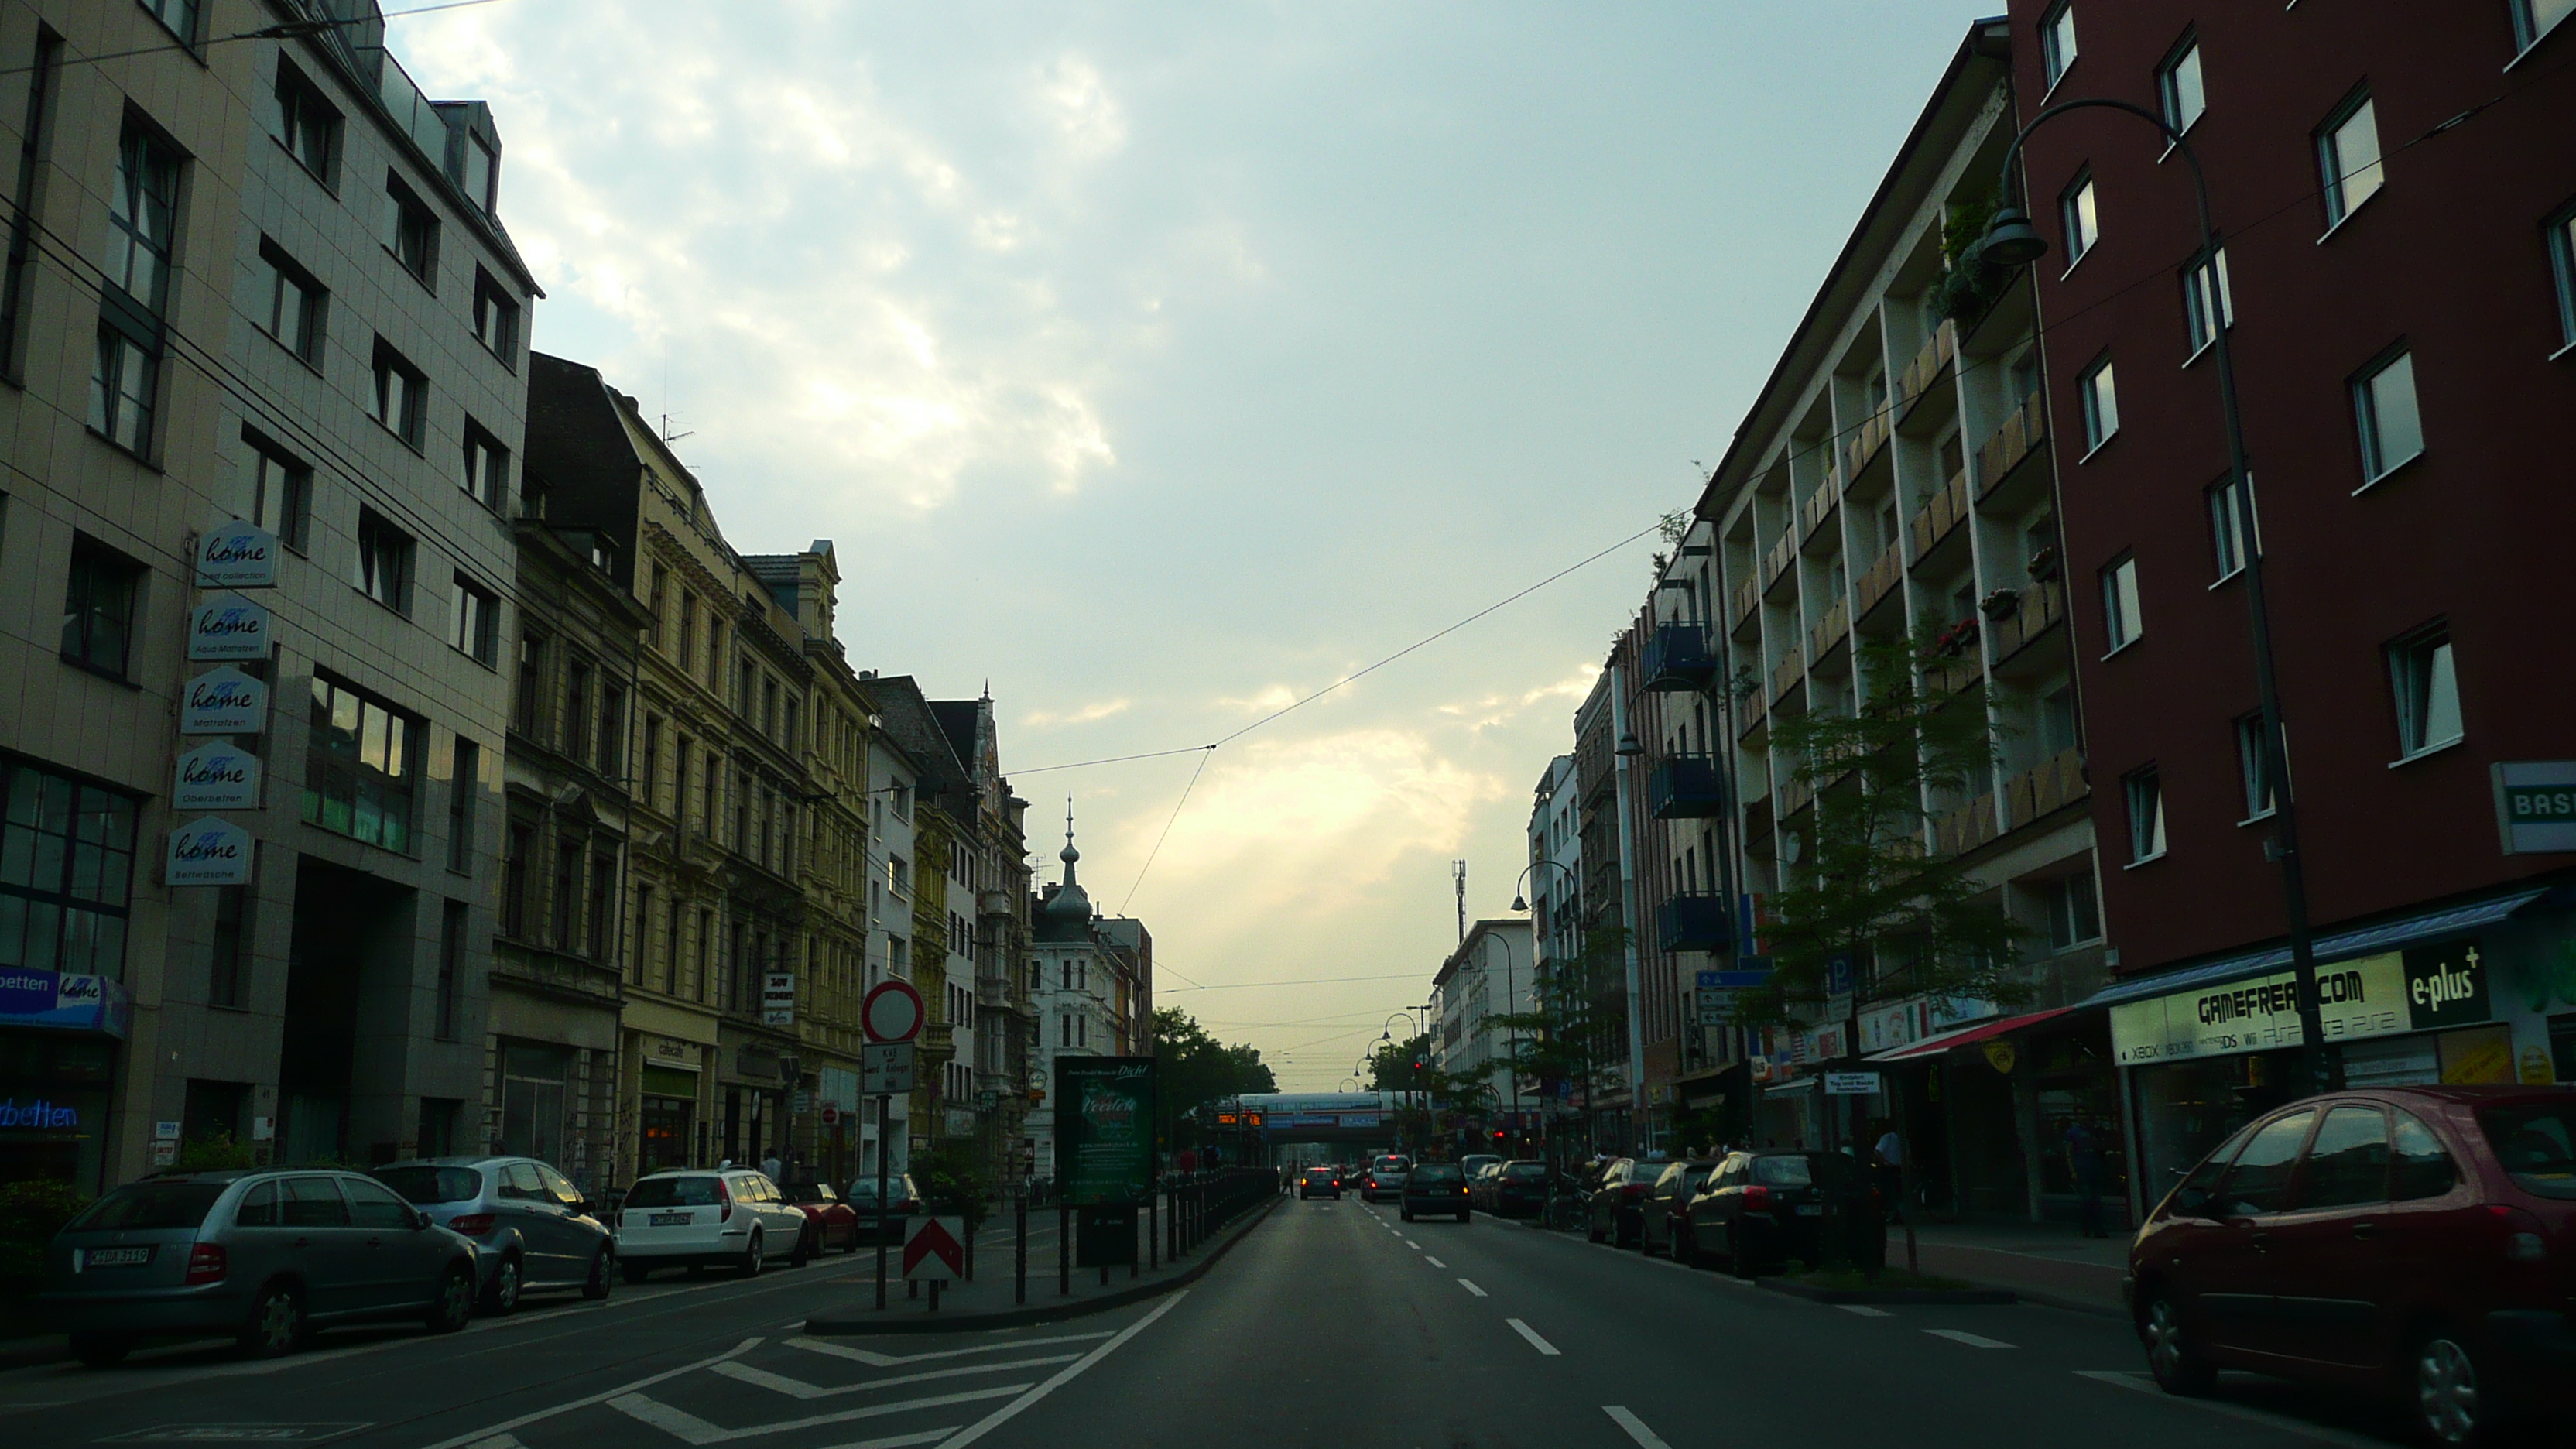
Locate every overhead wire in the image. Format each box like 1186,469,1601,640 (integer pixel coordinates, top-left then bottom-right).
0,0,515,78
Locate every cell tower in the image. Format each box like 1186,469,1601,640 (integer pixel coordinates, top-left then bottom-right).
1452,859,1468,944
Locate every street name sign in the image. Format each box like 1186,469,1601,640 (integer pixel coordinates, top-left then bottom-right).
1697,969,1774,990
861,1043,916,1094
903,1215,964,1280
2494,761,2576,854
1823,1071,1882,1096
862,979,923,1043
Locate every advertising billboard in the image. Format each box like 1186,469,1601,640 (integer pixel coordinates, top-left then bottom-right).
1056,1055,1155,1206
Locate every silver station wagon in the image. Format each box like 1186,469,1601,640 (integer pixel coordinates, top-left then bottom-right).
39,1168,479,1366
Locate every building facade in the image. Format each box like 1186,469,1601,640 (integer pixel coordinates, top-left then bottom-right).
1430,919,1535,1146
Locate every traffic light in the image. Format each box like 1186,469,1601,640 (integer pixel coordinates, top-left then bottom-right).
1491,1129,1506,1142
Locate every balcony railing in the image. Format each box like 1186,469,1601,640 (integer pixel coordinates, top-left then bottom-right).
1656,892,1732,954
1841,406,1893,482
1975,389,2047,499
1894,320,1956,419
1986,578,2065,665
1648,753,1725,819
1731,575,1761,632
2004,746,2088,829
1933,793,2000,858
1807,596,1849,661
1762,529,1797,592
1776,770,1816,820
1855,540,1903,618
1642,622,1717,692
1769,652,1804,704
1799,471,1842,543
1908,468,1971,564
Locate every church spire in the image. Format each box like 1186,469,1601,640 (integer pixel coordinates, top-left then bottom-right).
1060,796,1080,885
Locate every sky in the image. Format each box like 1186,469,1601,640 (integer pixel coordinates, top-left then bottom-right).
399,0,1989,1091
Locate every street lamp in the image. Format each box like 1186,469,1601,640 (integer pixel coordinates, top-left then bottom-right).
1977,98,2335,1097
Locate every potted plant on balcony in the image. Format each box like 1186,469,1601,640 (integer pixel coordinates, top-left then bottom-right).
2026,545,2060,581
1978,588,2021,622
1930,197,2007,326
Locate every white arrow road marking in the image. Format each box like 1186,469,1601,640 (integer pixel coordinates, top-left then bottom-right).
785,1332,1110,1369
1923,1328,2015,1348
608,1383,1029,1444
934,1289,1189,1449
1836,1304,1893,1317
1423,1256,1447,1268
1457,1279,1488,1297
1507,1319,1560,1356
710,1355,1082,1399
417,1338,762,1449
1604,1406,1672,1449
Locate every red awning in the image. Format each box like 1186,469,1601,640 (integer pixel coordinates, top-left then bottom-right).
1863,1005,2075,1064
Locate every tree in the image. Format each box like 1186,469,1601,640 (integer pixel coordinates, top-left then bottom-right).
1151,1009,1277,1147
1365,1033,1433,1094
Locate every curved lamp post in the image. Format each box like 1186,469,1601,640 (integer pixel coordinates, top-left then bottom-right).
1978,98,2334,1097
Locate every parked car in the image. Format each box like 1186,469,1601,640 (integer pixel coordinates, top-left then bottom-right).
1458,1153,1502,1185
1585,1158,1667,1247
779,1180,862,1254
844,1171,925,1245
1466,1161,1503,1211
1401,1162,1471,1222
1637,1160,1717,1256
2128,1085,2576,1447
615,1170,811,1279
373,1156,615,1312
1677,1150,1857,1275
1485,1160,1551,1218
41,1169,478,1366
1300,1166,1341,1200
1362,1153,1413,1204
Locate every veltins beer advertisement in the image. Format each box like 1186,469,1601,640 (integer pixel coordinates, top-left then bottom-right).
1057,1055,1154,1206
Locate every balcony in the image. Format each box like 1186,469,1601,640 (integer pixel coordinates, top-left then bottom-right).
1986,579,2065,666
1642,622,1717,692
1855,540,1903,620
1975,389,2047,502
1933,793,2000,858
1656,892,1732,954
1776,770,1816,820
1894,321,1956,422
1768,652,1805,704
1909,468,1971,565
1731,575,1761,634
1649,753,1725,819
1807,596,1850,663
1799,472,1842,543
1841,407,1892,483
1762,529,1798,595
2004,746,2088,830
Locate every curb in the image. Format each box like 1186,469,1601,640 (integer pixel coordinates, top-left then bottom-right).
803,1196,1281,1337
1757,1276,2016,1307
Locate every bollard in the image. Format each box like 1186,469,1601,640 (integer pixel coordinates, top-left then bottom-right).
1015,1194,1027,1305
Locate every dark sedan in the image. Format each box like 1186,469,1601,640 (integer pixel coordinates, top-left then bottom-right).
1585,1157,1667,1248
1677,1149,1857,1275
1638,1160,1716,1257
843,1172,923,1245
1481,1160,1551,1218
1400,1162,1471,1223
1299,1166,1341,1200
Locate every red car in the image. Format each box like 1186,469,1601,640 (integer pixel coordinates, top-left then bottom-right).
779,1180,862,1255
2129,1085,2576,1447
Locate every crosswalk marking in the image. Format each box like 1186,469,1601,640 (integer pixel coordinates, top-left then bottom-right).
786,1332,1109,1369
1923,1328,2014,1349
810,1432,957,1449
1457,1278,1487,1297
610,1384,1033,1444
1836,1304,1893,1317
1508,1319,1562,1356
711,1355,1080,1399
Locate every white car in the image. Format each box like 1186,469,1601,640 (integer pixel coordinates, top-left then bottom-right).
614,1170,810,1280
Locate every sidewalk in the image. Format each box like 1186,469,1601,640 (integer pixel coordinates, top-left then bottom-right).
1895,1218,2130,1317
804,1191,1279,1335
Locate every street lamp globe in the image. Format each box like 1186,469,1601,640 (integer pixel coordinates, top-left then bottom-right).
1976,205,2050,268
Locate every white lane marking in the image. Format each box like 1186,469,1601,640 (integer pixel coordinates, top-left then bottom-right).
1423,1256,1447,1268
418,1338,762,1449
1604,1406,1672,1448
811,1433,956,1449
710,1355,1080,1399
1456,1279,1488,1297
1506,1318,1561,1356
608,1383,1028,1444
786,1332,1109,1369
1924,1328,2015,1349
2073,1371,2390,1449
1403,1240,1420,1249
934,1290,1189,1449
458,1437,526,1449
1836,1304,1894,1317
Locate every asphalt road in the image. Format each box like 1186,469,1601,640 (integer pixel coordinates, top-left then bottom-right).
0,1194,2438,1449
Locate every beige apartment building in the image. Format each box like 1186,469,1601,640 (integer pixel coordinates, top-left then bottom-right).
0,0,537,1187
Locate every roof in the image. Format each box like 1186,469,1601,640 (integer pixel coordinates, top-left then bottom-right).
865,676,971,796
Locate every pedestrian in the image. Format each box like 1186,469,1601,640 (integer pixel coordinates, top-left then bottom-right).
761,1148,783,1182
1871,1119,1906,1221
2063,1118,2108,1238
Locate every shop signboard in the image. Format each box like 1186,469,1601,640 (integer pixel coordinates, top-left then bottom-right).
194,520,279,588
167,817,254,886
2109,952,2410,1065
761,970,794,1027
1823,1071,1881,1096
187,594,272,660
2402,943,2492,1031
1055,1056,1154,1206
2492,762,2576,855
174,742,261,810
0,968,132,1037
180,666,267,735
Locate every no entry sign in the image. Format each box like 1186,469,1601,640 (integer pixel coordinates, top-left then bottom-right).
903,1215,964,1281
862,979,924,1043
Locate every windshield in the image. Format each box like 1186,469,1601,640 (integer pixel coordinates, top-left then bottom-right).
847,1177,909,1201
1411,1165,1463,1183
1752,1156,1817,1185
2481,1101,2576,1199
625,1177,723,1208
782,1182,834,1203
68,1182,227,1231
1502,1163,1547,1180
374,1166,483,1204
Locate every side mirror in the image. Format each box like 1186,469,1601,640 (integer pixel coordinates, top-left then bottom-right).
2170,1186,2213,1219
409,1208,432,1231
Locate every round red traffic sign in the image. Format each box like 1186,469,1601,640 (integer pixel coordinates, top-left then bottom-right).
862,979,924,1043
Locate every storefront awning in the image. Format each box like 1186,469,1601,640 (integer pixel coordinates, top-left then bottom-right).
1864,1005,2073,1063
2072,887,2552,1012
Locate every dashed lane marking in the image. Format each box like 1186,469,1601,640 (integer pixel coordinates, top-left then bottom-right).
1423,1256,1447,1268
1507,1319,1561,1357
1923,1328,2015,1349
1604,1406,1672,1448
606,1383,1029,1444
1457,1279,1488,1297
1403,1240,1420,1249
1836,1305,1894,1317
708,1355,1081,1399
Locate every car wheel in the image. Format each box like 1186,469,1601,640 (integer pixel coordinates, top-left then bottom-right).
740,1230,764,1277
583,1246,615,1300
481,1253,522,1314
70,1331,131,1368
622,1259,652,1284
2412,1327,2495,1447
2139,1291,2215,1397
1678,1221,1704,1269
238,1281,305,1359
1588,1214,1605,1244
424,1264,474,1334
1401,1208,1414,1223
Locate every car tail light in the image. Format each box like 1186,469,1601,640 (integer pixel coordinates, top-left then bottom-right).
718,1180,734,1222
448,1214,496,1236
2489,1204,2549,1262
185,1243,227,1286
1743,1184,1773,1211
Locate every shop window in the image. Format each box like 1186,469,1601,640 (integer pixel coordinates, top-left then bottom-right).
0,758,139,976
303,675,417,852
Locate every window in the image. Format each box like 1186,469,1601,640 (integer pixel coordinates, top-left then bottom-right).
245,432,310,550
2124,766,2166,862
2549,204,2576,351
207,885,248,1008
61,535,143,678
2099,555,2143,652
256,239,324,362
90,324,157,454
677,592,697,668
383,173,437,285
272,60,338,182
2217,1109,2315,1217
2040,1,2077,87
435,899,463,1040
2353,348,2424,484
2060,172,2098,264
371,338,426,447
647,565,668,648
2037,685,2079,757
303,676,418,851
2158,34,2204,133
707,622,726,690
2044,872,2100,950
2319,92,2384,228
2387,624,2463,758
2,30,64,380
471,268,519,364
0,758,139,977
564,658,593,762
589,853,615,961
642,717,662,807
553,841,580,951
598,684,625,777
503,822,533,937
2235,711,2278,820
630,883,653,984
447,574,496,664
447,738,478,872
2207,473,2259,580
2392,1112,2460,1200
514,635,546,736
105,122,178,313
354,509,411,612
139,0,197,40
663,896,683,993
2516,0,2576,52
762,678,779,738
460,421,509,509
2182,247,2233,357
2078,355,2119,451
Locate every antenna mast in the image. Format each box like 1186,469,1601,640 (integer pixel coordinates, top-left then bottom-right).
1452,859,1468,944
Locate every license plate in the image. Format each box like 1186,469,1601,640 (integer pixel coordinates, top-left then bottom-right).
1794,1204,1823,1217
649,1212,690,1227
82,1247,152,1268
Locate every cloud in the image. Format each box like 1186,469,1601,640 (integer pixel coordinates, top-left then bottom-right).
1023,697,1133,728
1033,56,1129,163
